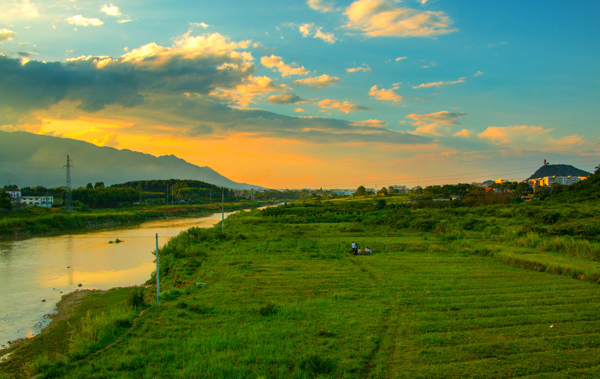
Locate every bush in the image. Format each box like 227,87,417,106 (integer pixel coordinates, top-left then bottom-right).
128,287,146,308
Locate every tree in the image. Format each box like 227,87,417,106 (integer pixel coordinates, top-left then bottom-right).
378,187,389,196
354,186,366,196
0,191,12,209
388,186,397,194
86,183,93,189
94,182,105,188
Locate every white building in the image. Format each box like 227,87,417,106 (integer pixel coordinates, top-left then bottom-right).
6,190,21,204
528,176,586,187
20,196,54,207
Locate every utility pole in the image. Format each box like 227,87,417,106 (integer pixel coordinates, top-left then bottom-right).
155,233,160,307
64,155,73,214
221,188,224,234
210,190,212,203
166,185,169,205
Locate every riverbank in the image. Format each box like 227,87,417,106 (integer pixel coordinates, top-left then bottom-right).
0,201,276,240
5,199,600,377
0,288,133,377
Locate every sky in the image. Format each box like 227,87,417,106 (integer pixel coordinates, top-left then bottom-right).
1,0,599,189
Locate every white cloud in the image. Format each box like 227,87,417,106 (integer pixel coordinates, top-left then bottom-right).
101,4,121,17
346,65,371,73
0,29,16,43
344,0,457,38
413,77,465,89
369,85,403,102
314,28,337,44
295,74,340,89
297,23,337,44
117,19,133,24
317,99,371,113
0,0,39,21
307,0,337,12
261,55,308,77
299,23,314,37
66,15,104,27
474,70,484,77
191,22,210,29
395,56,407,61
295,108,305,112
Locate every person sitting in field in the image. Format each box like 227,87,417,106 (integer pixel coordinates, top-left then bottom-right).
366,247,372,254
358,248,362,254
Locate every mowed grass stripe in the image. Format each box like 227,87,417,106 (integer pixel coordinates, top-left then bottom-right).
358,242,600,377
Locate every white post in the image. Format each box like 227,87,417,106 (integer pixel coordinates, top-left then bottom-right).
222,188,224,234
155,233,160,307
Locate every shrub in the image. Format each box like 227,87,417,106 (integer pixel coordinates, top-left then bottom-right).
160,288,181,302
128,287,146,308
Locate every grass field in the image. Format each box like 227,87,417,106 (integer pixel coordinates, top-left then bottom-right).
2,198,600,378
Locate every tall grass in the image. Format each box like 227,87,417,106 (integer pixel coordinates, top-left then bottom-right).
69,306,136,359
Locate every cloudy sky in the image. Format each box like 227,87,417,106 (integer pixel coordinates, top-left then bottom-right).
1,0,598,188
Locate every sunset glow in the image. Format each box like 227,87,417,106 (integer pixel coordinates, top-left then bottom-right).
1,0,598,188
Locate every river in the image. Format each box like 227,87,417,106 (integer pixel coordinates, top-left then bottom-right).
0,207,270,349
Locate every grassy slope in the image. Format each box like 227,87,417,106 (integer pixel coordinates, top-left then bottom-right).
3,198,600,378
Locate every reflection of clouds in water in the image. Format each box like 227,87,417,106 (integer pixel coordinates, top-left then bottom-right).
41,262,155,289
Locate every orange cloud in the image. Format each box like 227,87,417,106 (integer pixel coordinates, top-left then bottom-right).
406,111,467,125
92,132,120,147
413,77,465,89
369,85,403,102
478,125,588,153
210,75,290,106
295,74,340,89
344,0,457,38
317,99,371,113
350,119,387,128
406,111,467,136
453,129,472,138
346,65,371,73
261,54,309,76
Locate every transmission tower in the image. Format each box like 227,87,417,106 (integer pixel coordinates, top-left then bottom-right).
65,155,73,213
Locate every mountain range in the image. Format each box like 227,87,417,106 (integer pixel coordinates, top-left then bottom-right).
0,131,265,190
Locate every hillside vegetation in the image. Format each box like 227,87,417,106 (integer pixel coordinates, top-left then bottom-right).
3,192,600,378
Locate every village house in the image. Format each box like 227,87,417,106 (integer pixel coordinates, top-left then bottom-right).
20,196,54,207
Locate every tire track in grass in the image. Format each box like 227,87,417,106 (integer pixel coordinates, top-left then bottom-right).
346,256,397,378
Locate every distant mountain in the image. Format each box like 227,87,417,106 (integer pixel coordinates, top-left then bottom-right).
0,131,265,190
527,163,592,180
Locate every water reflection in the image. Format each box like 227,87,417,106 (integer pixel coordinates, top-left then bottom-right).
0,207,265,348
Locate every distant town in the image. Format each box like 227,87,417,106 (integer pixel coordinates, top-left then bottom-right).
1,160,592,211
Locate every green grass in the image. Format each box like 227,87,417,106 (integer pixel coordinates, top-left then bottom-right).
3,199,600,378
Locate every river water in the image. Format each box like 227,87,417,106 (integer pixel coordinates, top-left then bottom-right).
0,208,254,349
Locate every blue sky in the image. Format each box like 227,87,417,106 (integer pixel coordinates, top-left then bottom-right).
1,0,598,188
